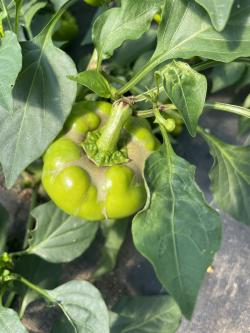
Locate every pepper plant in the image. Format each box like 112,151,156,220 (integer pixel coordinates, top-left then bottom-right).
0,0,250,332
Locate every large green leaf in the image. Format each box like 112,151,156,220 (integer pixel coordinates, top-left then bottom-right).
152,0,250,63
159,61,207,136
93,0,163,60
92,219,128,280
0,203,9,254
122,0,250,92
26,201,98,263
200,129,250,225
0,306,28,333
15,255,61,318
49,281,109,333
0,2,77,188
0,31,22,113
132,142,221,318
195,0,234,31
110,296,181,333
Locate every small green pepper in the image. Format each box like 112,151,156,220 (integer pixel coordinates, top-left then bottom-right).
42,101,159,221
83,0,105,7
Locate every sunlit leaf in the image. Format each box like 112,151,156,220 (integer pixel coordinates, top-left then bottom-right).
0,2,77,188
0,32,22,113
0,306,28,333
195,0,234,31
93,0,163,60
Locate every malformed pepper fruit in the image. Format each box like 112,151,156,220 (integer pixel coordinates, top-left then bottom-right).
42,101,159,221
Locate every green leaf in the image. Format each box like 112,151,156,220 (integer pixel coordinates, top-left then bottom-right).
123,0,250,93
51,0,70,11
0,31,22,113
0,2,77,188
152,0,250,63
26,201,98,263
195,0,234,31
132,143,221,318
21,0,47,30
68,70,111,98
211,63,246,93
159,61,207,137
14,0,23,33
49,281,109,333
92,219,128,280
110,295,182,333
0,306,28,333
15,255,61,318
93,0,163,60
200,129,250,225
0,203,9,254
113,29,156,67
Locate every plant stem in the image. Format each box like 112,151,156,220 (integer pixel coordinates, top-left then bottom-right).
14,0,23,34
193,60,220,72
0,288,4,305
10,250,27,258
135,104,177,118
4,291,16,308
97,101,132,153
135,101,250,120
205,101,250,118
135,108,156,118
117,54,250,98
116,57,221,97
23,184,39,250
117,59,157,96
0,0,13,31
15,275,55,303
87,48,98,70
104,74,143,95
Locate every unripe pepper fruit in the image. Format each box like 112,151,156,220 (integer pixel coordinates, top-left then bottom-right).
83,0,105,7
42,101,159,221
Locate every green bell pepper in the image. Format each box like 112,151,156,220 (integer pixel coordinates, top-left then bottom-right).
42,101,159,221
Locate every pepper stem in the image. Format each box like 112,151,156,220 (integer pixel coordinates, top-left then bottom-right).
97,101,132,153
